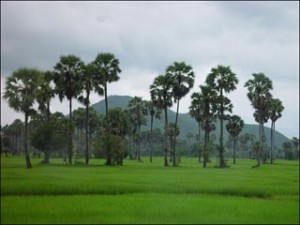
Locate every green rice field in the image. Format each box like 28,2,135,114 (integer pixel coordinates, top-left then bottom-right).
1,156,299,224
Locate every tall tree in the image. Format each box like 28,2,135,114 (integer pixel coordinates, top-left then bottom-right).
245,73,273,167
3,68,42,168
226,115,244,164
128,96,148,161
93,53,121,118
199,85,217,168
167,61,194,166
206,65,238,168
78,63,104,164
36,71,55,123
147,101,161,162
189,92,204,163
93,53,121,165
268,98,284,164
150,74,173,166
53,55,84,164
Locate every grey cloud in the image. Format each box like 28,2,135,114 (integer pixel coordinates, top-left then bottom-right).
1,1,298,138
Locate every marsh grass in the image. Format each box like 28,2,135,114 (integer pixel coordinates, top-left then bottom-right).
1,156,299,224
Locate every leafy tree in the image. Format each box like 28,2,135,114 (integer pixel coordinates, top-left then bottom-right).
128,96,148,161
3,68,42,168
166,123,180,164
147,101,162,162
282,141,294,160
291,137,299,160
189,91,204,162
30,112,70,164
94,108,130,165
167,61,194,166
245,73,273,167
73,107,86,160
53,55,84,164
93,53,121,165
206,65,238,168
150,74,173,166
226,115,244,164
239,133,256,158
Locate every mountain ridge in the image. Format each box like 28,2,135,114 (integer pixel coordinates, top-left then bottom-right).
91,95,290,149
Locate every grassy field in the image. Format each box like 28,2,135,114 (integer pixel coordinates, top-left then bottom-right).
1,156,299,224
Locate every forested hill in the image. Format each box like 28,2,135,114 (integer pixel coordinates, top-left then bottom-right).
91,95,290,149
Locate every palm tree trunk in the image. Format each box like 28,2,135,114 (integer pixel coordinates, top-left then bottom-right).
137,124,141,161
270,122,275,164
164,107,168,167
68,98,73,165
105,83,108,117
219,89,225,168
198,122,201,163
233,136,236,164
24,112,32,169
203,122,209,168
85,92,90,165
104,82,112,165
173,98,180,167
150,114,153,163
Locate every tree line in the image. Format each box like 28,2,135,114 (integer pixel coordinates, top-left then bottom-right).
2,52,297,169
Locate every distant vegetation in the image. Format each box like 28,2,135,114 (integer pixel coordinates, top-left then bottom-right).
1,52,299,168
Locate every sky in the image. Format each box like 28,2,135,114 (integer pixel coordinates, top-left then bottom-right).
1,1,299,139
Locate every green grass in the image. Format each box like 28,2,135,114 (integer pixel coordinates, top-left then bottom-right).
1,156,299,224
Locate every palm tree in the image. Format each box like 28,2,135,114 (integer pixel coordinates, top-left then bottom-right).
53,55,84,164
147,101,161,162
78,63,104,165
36,70,55,123
3,68,42,168
93,53,121,165
226,115,244,164
128,96,148,161
206,65,238,168
73,107,86,161
268,98,284,164
199,85,217,168
150,74,173,166
166,61,194,166
245,73,273,167
189,92,204,163
93,53,121,118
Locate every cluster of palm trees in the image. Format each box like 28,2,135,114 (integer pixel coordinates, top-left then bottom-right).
3,53,121,168
3,51,285,169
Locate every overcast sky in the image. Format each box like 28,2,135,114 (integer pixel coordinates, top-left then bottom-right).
1,1,299,138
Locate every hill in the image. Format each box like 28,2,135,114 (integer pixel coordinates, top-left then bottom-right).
91,95,290,149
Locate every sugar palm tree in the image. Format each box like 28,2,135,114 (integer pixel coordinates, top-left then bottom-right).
78,63,104,165
93,53,121,165
167,61,194,166
189,92,204,163
93,53,121,118
3,68,42,168
199,85,217,168
36,70,55,123
268,98,284,164
147,101,161,162
245,73,273,167
53,55,84,164
206,65,238,168
128,96,148,161
150,74,173,166
226,115,244,164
